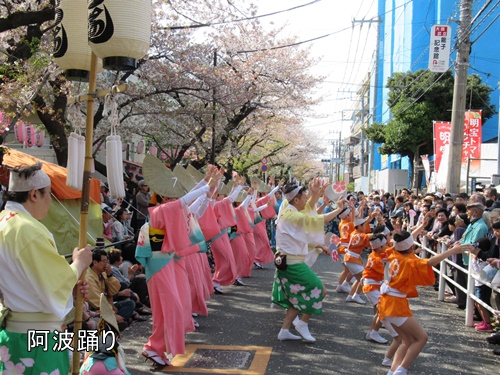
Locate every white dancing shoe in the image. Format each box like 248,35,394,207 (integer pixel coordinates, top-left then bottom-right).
277,329,302,341
294,321,316,343
292,316,300,327
366,330,388,344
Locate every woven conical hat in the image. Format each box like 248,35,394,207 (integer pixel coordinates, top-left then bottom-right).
173,165,198,191
219,180,233,196
186,164,205,182
234,189,248,203
142,154,185,198
250,176,271,193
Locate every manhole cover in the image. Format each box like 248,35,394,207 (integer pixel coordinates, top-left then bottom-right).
184,349,256,369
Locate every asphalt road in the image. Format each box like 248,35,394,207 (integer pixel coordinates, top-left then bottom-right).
119,254,500,374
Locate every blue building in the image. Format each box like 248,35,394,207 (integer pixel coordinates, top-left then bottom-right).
372,0,499,175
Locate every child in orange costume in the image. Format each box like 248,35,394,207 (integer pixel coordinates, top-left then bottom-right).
363,234,390,344
378,230,469,375
335,206,355,293
344,211,379,304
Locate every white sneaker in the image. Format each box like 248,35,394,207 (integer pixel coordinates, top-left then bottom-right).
346,295,354,302
336,283,350,293
367,330,388,344
382,357,393,367
193,318,200,328
292,316,300,327
294,321,316,343
352,294,366,305
277,329,302,341
393,366,408,375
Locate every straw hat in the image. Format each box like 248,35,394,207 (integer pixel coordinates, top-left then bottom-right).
186,164,205,182
99,293,120,335
173,165,197,191
234,189,248,203
219,180,233,196
250,176,271,193
142,154,186,198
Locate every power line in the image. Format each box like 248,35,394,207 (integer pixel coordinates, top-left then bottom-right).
166,0,322,30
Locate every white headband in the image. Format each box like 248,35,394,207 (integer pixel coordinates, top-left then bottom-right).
370,237,387,249
8,169,51,192
339,207,351,219
393,235,414,251
285,186,302,202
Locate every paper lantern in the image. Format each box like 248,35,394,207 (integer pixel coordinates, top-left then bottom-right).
136,140,145,154
88,0,152,71
24,125,35,147
35,130,45,147
54,0,93,81
161,152,167,160
15,122,25,143
149,145,157,155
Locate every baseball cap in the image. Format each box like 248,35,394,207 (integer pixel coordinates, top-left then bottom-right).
138,180,148,187
102,205,113,214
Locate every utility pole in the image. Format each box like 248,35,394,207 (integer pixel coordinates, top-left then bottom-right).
353,17,382,190
446,0,472,194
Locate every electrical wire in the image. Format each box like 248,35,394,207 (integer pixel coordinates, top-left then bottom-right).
166,0,322,30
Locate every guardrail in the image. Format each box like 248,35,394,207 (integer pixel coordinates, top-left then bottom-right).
416,236,500,327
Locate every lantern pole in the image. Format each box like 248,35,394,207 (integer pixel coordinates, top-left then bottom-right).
71,51,98,374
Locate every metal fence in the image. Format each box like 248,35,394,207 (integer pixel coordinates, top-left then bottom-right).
417,237,499,327
466,158,497,194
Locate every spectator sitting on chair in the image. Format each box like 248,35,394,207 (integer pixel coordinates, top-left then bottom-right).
108,248,151,310
86,249,144,328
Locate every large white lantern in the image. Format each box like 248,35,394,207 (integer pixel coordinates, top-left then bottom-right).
54,0,94,81
88,0,152,71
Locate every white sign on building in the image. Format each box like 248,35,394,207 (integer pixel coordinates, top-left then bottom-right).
428,25,451,73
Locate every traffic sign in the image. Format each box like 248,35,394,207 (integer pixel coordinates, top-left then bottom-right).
261,164,268,172
261,158,268,165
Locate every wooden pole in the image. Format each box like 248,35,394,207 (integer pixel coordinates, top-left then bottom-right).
71,51,98,374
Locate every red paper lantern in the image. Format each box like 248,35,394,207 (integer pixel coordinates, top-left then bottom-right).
161,152,167,160
149,145,157,155
24,125,35,147
35,130,45,147
15,122,25,143
136,140,145,154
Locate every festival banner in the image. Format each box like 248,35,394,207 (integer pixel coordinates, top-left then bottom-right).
433,110,483,174
421,155,431,186
463,110,482,173
433,121,451,174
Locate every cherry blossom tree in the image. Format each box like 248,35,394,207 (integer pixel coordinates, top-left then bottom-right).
0,0,327,180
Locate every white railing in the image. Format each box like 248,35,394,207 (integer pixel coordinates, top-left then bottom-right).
416,236,500,327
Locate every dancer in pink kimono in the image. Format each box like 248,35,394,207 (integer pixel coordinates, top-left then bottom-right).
230,184,255,285
210,181,243,294
253,180,282,267
138,166,217,366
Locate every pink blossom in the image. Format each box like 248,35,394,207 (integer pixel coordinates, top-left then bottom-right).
3,361,26,375
289,297,299,305
312,301,323,309
289,284,305,294
310,287,322,299
0,346,11,363
333,181,346,193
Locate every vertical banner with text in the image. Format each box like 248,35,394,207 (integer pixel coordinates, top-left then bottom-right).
428,25,452,73
433,110,483,175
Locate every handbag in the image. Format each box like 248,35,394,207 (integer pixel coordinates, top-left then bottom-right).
491,267,500,289
478,263,498,284
274,252,287,270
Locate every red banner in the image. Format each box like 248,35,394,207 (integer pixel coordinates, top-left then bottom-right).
433,121,451,173
433,110,482,173
463,110,482,161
